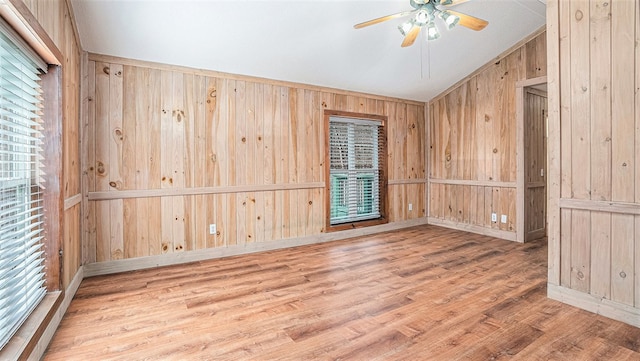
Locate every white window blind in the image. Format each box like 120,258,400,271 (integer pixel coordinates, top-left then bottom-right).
0,26,46,350
329,116,383,225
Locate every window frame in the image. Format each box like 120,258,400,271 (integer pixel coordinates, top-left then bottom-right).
324,110,388,232
0,1,64,358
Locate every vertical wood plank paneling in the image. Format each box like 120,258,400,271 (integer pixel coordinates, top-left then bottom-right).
134,68,150,256
589,211,611,298
254,83,265,242
635,1,640,310
611,0,635,203
637,215,640,308
193,75,207,249
94,62,110,262
85,60,97,264
589,0,611,201
148,70,163,256
160,71,174,254
109,64,124,260
570,209,590,292
183,74,198,250
122,66,137,258
559,0,572,202
235,80,247,244
569,0,591,200
611,214,634,305
560,209,572,287
546,0,561,285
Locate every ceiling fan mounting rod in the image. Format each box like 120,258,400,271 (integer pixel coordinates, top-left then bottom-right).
410,0,437,13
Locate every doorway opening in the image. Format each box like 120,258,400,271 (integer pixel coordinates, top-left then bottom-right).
516,76,548,242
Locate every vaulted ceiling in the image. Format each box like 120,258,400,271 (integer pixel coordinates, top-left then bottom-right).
70,0,546,102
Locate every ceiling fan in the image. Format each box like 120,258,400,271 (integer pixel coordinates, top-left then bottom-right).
354,0,489,47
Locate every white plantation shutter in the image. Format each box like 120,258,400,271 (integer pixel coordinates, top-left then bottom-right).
0,26,46,350
329,116,383,225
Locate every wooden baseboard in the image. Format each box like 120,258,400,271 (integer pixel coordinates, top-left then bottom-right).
547,283,640,328
84,218,430,277
427,217,517,242
27,266,84,361
525,228,546,242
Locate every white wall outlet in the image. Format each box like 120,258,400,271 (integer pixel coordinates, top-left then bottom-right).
209,223,217,235
408,203,413,211
540,169,544,177
501,215,507,223
491,213,497,222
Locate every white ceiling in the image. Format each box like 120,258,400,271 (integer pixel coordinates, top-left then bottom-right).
70,0,546,102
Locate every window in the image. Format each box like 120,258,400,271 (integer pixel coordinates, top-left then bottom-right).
326,111,387,231
0,26,47,350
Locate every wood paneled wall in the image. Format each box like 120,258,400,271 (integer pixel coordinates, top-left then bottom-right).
547,0,640,327
83,56,427,264
21,0,82,289
428,30,547,239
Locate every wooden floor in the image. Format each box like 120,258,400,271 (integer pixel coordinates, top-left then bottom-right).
44,225,640,360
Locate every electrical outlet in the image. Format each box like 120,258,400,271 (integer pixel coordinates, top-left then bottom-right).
491,213,497,222
540,169,544,177
408,203,413,211
501,215,507,223
209,224,216,235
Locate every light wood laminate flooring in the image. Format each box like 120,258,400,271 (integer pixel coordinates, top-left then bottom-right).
44,225,640,360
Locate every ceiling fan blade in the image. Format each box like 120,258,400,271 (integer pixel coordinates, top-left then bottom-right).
354,10,415,29
440,0,472,6
401,25,421,47
446,10,488,31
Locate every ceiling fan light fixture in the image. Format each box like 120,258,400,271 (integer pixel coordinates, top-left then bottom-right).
398,19,414,36
438,10,460,30
426,22,440,40
414,9,431,25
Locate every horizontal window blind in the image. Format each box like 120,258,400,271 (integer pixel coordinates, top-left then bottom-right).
0,26,46,350
329,117,383,225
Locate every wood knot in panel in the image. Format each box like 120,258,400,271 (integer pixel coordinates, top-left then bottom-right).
308,200,313,205
257,216,261,220
210,153,217,163
619,271,626,279
173,110,185,123
241,137,247,143
485,114,490,122
493,148,498,154
321,101,327,108
577,271,585,280
162,243,169,252
113,128,123,142
115,70,122,77
103,66,110,75
96,161,106,175
108,180,123,189
175,244,183,251
575,10,584,21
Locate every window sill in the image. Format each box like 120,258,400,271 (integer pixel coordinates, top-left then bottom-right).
327,217,388,232
0,291,62,361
